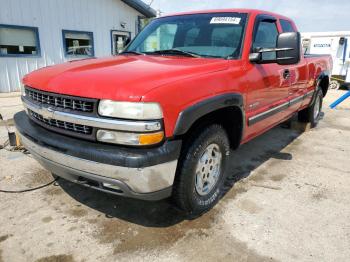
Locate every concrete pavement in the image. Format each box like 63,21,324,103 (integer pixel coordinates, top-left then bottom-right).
0,90,349,262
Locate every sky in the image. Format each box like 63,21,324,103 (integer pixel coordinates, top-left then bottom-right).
148,0,350,32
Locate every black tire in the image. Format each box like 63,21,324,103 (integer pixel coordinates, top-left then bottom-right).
172,124,230,215
298,89,323,127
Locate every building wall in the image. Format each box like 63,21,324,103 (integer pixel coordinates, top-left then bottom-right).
0,0,143,93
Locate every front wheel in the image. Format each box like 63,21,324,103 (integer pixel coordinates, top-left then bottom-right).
298,89,323,127
172,125,230,215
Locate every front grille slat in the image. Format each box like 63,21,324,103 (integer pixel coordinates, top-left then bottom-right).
29,109,93,135
25,87,95,113
24,86,97,138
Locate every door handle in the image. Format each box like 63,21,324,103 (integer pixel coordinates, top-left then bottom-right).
283,69,290,79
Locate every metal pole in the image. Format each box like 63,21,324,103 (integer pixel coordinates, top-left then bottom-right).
330,91,350,109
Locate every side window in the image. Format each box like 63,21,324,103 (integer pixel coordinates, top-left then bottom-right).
253,20,278,61
253,21,278,60
253,21,278,49
280,20,295,33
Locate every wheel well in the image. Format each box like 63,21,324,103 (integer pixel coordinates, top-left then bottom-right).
319,76,329,97
179,106,243,150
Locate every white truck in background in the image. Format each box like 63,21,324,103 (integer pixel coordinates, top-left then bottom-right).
302,31,350,90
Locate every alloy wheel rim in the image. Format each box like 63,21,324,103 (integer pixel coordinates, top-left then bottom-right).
314,95,321,120
195,143,222,196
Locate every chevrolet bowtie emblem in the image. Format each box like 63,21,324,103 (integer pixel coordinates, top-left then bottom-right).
41,106,55,119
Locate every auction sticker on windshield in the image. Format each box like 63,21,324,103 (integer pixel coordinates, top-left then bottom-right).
210,17,241,24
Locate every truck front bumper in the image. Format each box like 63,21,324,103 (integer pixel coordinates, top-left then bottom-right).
14,111,182,201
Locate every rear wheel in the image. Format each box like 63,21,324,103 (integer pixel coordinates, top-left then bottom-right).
298,89,323,127
172,125,230,215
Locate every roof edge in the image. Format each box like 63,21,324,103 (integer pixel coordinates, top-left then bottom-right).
121,0,157,18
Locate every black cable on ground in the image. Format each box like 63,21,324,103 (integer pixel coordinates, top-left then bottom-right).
1,139,32,157
0,177,59,194
0,139,9,150
0,133,58,193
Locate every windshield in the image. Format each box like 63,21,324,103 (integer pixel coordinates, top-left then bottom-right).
126,13,248,59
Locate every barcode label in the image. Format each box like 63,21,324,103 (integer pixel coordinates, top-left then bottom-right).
210,17,241,25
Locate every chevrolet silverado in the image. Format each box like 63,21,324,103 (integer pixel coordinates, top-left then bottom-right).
15,9,332,214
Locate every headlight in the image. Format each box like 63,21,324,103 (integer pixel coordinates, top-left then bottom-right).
98,100,163,120
97,130,164,146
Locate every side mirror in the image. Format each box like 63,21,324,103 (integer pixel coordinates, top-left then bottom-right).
249,52,261,63
249,32,301,65
276,32,301,65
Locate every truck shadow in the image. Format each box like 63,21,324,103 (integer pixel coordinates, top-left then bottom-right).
58,122,302,227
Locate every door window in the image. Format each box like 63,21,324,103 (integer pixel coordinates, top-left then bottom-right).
253,20,279,61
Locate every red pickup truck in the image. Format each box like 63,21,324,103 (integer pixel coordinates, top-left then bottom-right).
15,9,332,214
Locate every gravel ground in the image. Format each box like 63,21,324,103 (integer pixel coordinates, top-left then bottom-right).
0,90,349,262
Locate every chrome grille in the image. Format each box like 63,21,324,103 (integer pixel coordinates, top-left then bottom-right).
29,109,93,135
25,87,95,113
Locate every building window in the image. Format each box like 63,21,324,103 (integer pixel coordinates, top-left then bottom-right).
0,24,40,57
62,30,94,57
111,30,131,55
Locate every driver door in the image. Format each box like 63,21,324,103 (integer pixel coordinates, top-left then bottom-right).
245,15,291,139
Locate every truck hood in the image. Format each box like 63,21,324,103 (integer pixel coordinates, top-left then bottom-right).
23,55,229,101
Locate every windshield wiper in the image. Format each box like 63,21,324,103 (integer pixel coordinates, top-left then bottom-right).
149,49,202,58
119,50,145,56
